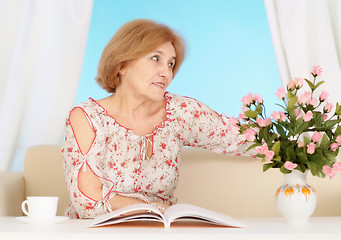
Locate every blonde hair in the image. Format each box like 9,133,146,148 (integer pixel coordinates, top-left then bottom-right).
96,19,186,93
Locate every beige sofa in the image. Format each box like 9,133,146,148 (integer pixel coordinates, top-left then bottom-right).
1,145,341,218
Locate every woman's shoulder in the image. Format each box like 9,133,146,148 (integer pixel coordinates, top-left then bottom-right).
166,92,207,110
69,97,106,117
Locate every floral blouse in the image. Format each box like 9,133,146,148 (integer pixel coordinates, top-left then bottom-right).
61,92,252,219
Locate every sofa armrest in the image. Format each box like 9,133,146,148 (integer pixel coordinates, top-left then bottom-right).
0,171,25,216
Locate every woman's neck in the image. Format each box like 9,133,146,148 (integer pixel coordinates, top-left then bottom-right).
104,89,165,122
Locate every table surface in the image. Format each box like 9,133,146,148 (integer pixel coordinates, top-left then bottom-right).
1,216,340,240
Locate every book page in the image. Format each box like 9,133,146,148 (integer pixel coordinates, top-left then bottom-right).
163,204,246,228
90,203,165,227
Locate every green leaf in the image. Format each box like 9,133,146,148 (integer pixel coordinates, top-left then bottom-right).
246,143,262,152
290,118,305,135
334,126,341,137
263,163,275,172
288,108,297,122
286,146,296,162
272,141,281,155
323,151,337,164
256,154,265,159
336,102,341,115
321,155,331,166
326,129,333,140
305,78,316,90
315,80,325,89
280,165,291,174
320,133,330,150
256,104,263,115
296,150,308,164
259,127,270,142
309,150,326,175
287,92,298,111
293,121,309,135
267,133,278,146
323,119,341,129
280,139,290,154
272,156,282,162
274,123,287,138
314,111,323,128
305,105,315,111
296,163,307,173
244,110,258,119
307,161,321,176
304,136,310,145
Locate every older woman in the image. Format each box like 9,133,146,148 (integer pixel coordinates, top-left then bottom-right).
62,19,251,219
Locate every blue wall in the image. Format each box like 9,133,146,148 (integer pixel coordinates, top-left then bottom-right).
76,0,281,118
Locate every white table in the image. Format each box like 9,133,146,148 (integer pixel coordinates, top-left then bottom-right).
0,216,340,240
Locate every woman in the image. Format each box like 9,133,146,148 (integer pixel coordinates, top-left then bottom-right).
62,19,252,219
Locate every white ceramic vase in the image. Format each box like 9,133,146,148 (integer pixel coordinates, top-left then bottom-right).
275,170,317,224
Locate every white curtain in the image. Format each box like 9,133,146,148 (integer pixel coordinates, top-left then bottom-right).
264,0,341,104
0,0,93,171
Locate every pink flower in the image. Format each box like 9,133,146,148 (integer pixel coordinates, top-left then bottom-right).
284,161,297,171
278,111,287,121
241,106,248,112
294,77,304,88
275,87,286,99
307,142,316,154
255,144,274,161
295,109,302,119
287,80,296,91
319,90,329,102
336,135,341,145
228,117,239,127
265,118,272,126
255,94,263,104
303,111,313,122
309,97,317,106
256,117,272,127
265,150,275,161
271,111,280,121
244,128,256,141
269,111,285,122
332,162,341,172
322,114,328,122
311,65,323,77
323,165,335,179
330,142,339,152
312,132,323,143
298,91,312,105
239,113,247,122
255,143,269,155
287,77,304,91
324,102,333,113
241,93,255,107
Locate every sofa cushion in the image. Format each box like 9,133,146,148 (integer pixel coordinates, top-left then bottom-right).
22,145,341,218
24,145,69,216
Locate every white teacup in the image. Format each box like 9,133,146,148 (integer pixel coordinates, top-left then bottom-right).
21,196,58,219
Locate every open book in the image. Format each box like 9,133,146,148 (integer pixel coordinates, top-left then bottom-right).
90,203,246,228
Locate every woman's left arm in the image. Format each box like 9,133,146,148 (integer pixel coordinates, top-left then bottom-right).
179,97,255,156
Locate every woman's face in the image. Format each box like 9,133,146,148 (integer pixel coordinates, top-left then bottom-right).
119,41,176,102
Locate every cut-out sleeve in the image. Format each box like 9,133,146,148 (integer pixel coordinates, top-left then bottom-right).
61,107,115,219
178,97,255,156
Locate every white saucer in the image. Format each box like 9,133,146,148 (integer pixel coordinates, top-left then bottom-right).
16,216,69,224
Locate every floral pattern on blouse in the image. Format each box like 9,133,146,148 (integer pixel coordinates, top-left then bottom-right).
61,92,253,219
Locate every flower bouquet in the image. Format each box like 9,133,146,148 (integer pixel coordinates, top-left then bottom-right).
237,66,341,179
